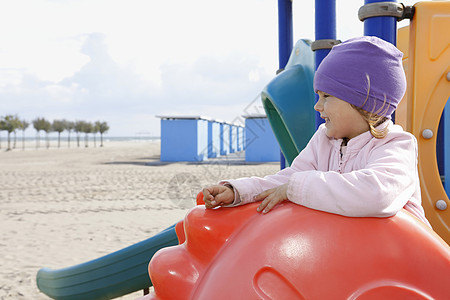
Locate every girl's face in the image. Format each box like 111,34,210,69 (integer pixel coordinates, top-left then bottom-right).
314,91,369,140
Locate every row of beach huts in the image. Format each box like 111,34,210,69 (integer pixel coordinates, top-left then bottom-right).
157,115,280,162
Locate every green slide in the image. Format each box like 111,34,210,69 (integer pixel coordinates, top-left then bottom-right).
262,39,316,165
36,224,178,300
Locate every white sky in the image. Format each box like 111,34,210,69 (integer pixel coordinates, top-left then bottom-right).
0,0,416,136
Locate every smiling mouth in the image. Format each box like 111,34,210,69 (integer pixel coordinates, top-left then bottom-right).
321,115,330,123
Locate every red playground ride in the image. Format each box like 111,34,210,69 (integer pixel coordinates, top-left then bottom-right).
141,192,450,300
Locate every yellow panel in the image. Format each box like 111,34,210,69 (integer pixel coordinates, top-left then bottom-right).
397,26,409,60
396,26,409,129
408,1,450,244
430,15,450,60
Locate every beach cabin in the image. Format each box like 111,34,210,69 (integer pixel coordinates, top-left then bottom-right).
157,116,209,162
219,121,230,156
228,123,237,154
244,114,279,162
236,126,245,151
207,119,221,158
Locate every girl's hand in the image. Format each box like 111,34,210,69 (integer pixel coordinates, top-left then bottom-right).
255,184,288,214
202,185,235,209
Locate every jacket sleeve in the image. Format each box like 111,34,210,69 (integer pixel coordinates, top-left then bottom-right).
221,128,322,205
287,132,418,217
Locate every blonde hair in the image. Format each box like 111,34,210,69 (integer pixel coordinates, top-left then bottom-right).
351,74,389,139
351,105,388,138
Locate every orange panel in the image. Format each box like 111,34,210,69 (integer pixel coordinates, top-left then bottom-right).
407,1,450,244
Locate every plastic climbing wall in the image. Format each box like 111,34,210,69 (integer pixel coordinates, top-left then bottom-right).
396,1,450,245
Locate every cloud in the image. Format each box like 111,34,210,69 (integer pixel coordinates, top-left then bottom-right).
0,33,153,134
0,0,285,136
60,33,156,107
0,31,275,136
159,53,271,107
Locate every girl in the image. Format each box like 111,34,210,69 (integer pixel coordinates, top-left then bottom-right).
202,36,430,227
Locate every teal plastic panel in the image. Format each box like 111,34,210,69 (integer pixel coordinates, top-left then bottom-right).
262,39,316,165
36,225,178,300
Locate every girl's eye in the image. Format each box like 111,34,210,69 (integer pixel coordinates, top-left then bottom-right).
319,93,330,101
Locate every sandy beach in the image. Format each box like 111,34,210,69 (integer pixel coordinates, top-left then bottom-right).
0,139,279,299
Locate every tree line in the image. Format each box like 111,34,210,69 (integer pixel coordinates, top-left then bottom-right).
0,115,109,151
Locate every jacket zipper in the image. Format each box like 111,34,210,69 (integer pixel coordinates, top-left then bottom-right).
337,140,347,174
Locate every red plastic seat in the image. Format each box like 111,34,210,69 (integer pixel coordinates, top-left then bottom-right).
143,198,450,300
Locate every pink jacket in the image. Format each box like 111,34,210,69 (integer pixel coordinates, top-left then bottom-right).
223,121,431,227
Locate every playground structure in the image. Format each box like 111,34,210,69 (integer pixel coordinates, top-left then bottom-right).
144,0,450,299
36,1,449,299
267,0,450,246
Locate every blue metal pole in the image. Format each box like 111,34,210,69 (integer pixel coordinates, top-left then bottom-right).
444,98,450,193
363,0,397,45
277,0,293,169
315,0,336,129
363,0,398,123
278,0,293,71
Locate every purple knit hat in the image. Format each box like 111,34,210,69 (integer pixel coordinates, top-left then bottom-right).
313,36,406,118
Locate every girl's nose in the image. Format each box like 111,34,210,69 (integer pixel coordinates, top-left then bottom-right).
314,98,323,112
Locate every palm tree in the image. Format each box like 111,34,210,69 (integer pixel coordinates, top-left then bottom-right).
12,116,20,149
74,121,84,148
82,122,93,148
93,121,101,147
65,120,74,148
19,119,30,151
52,120,66,148
33,117,46,149
0,118,5,150
2,115,20,151
42,119,52,149
98,121,109,147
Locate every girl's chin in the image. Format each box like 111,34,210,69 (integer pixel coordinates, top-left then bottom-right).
324,130,334,138
324,122,332,134
325,128,339,139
